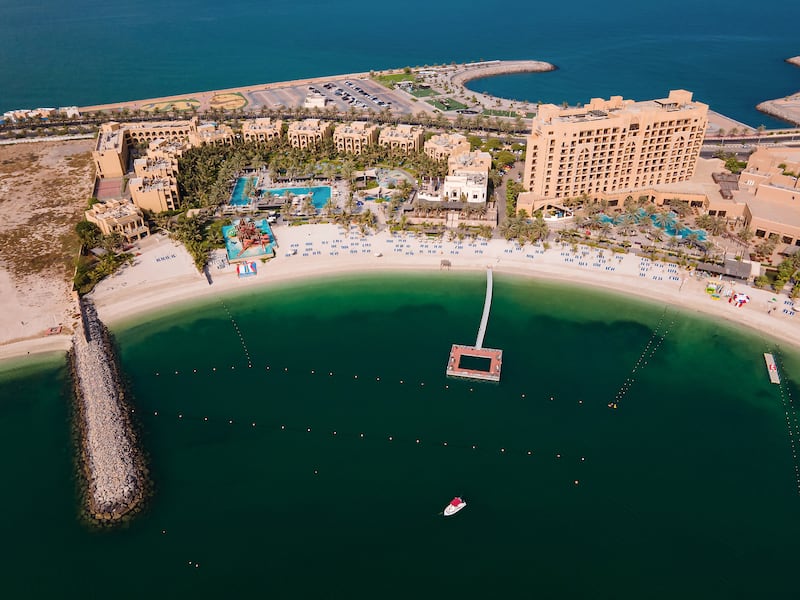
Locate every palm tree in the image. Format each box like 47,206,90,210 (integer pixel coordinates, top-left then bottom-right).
323,198,336,218
683,231,702,250
653,210,674,232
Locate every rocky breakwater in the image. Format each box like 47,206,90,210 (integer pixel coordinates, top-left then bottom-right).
756,56,800,126
70,299,147,523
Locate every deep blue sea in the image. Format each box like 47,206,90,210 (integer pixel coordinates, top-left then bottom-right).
1,0,799,126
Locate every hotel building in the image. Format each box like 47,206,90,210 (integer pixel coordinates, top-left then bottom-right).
424,133,471,162
93,123,129,179
287,119,333,149
736,147,800,247
93,118,232,179
379,124,424,154
85,199,149,242
191,121,235,146
241,118,283,144
129,176,181,213
518,90,708,214
133,144,181,181
333,121,379,155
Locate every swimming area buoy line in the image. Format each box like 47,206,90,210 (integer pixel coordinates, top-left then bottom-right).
609,307,676,410
217,297,253,369
772,349,800,495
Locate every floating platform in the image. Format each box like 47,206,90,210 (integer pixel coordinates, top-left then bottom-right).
446,344,502,382
764,353,781,384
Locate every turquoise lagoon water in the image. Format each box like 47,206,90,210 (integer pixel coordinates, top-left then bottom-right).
266,186,331,209
2,273,800,597
229,176,258,206
1,0,798,127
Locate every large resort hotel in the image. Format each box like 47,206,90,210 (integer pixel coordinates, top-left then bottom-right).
85,91,800,259
518,89,800,248
518,89,708,214
90,118,234,242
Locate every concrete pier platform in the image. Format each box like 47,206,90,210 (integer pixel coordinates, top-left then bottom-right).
446,344,502,382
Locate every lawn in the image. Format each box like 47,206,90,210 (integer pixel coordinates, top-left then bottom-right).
410,87,438,98
372,72,417,88
426,98,468,111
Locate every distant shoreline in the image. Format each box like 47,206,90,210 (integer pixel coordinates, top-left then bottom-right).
77,60,556,115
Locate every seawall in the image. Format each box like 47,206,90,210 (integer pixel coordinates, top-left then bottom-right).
69,299,147,523
451,60,557,89
756,56,800,126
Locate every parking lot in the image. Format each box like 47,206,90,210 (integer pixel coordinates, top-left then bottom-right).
244,77,426,116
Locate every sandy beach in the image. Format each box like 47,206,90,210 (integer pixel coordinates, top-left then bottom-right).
54,222,799,355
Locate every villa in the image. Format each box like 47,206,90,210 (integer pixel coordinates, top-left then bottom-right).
287,118,334,149
418,150,491,206
424,132,471,161
333,121,378,155
241,118,283,144
378,124,424,154
85,199,150,243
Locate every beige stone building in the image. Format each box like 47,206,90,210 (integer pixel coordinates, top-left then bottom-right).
519,90,707,214
92,118,236,213
418,150,492,205
191,120,235,146
93,118,233,179
241,118,283,144
129,176,180,213
736,147,800,247
448,150,492,177
121,117,233,147
85,199,149,242
443,150,491,204
133,146,180,180
124,119,197,146
379,124,424,154
287,118,333,149
424,133,471,161
333,121,379,155
93,123,129,179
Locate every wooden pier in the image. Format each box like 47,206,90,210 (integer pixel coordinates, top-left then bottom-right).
764,353,781,384
446,267,503,382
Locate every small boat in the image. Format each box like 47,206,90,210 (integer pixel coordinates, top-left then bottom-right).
443,496,466,516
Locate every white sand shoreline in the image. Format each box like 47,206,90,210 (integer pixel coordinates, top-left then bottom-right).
3,223,799,366
92,224,800,349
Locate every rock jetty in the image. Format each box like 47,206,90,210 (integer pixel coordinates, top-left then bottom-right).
756,56,800,126
70,299,146,523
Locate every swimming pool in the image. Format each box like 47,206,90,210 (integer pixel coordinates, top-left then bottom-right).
221,218,275,261
598,212,707,241
230,176,258,206
264,186,331,209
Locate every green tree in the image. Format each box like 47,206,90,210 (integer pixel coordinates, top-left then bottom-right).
75,221,102,248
